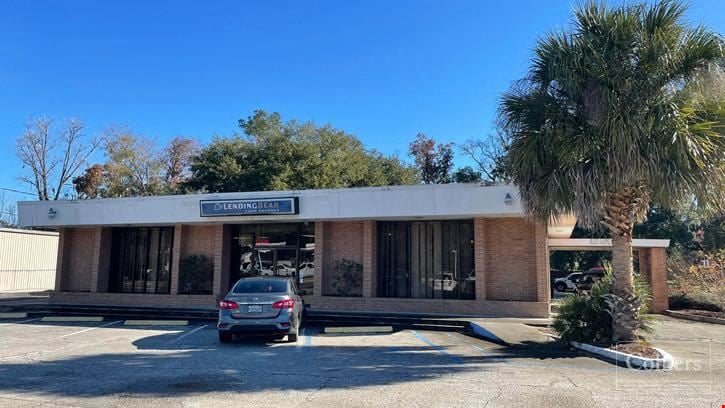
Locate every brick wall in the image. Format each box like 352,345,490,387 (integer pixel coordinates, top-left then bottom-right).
644,247,669,313
483,218,542,302
51,217,552,317
59,227,95,292
305,296,549,317
321,221,364,295
180,224,219,259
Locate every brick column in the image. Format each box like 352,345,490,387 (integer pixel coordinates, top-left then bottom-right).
170,224,183,295
362,221,377,297
638,249,651,283
90,227,112,293
54,228,68,292
212,224,225,298
217,224,231,298
534,222,550,303
313,222,324,297
648,247,669,313
473,218,487,301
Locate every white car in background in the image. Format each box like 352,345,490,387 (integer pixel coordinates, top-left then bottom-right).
553,272,583,293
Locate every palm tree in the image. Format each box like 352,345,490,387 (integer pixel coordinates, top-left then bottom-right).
499,0,724,342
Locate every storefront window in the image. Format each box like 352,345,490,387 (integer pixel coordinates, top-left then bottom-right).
110,227,174,294
378,220,475,300
230,223,314,294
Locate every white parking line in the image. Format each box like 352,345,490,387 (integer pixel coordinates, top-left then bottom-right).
0,317,42,327
167,324,208,345
60,320,123,338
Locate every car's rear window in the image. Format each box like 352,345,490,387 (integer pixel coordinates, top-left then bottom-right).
233,280,288,294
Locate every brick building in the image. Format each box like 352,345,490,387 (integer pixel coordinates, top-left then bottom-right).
17,184,669,317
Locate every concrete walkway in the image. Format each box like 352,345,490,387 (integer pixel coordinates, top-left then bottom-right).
469,318,552,346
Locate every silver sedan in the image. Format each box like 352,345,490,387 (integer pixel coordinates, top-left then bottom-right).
217,276,304,343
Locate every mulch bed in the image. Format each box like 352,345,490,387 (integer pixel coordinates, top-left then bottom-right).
681,309,725,319
609,343,662,359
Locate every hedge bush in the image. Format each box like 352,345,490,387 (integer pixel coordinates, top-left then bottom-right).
179,254,214,295
552,267,656,345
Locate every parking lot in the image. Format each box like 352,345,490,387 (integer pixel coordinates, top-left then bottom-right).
0,316,721,408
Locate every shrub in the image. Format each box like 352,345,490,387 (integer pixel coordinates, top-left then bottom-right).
552,267,655,345
668,249,724,311
330,259,363,296
179,254,214,295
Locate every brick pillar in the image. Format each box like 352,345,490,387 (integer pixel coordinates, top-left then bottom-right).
313,222,324,297
473,218,487,301
170,224,183,295
638,249,651,283
534,222,550,303
212,224,225,298
90,227,112,293
217,224,231,298
362,221,377,297
54,228,68,292
648,247,669,313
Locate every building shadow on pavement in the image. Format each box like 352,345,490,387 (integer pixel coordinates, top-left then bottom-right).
0,325,611,400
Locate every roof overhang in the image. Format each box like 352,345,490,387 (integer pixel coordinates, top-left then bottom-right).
17,183,527,228
549,238,670,250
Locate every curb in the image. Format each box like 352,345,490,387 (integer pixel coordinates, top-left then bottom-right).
41,316,104,322
124,320,189,326
570,341,674,369
664,310,725,325
0,312,28,319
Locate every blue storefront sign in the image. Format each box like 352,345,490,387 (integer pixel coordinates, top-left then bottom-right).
200,197,298,217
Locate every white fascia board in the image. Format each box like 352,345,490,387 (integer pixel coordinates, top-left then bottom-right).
548,238,671,249
17,183,525,228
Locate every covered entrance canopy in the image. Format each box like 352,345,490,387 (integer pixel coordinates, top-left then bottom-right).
548,238,670,313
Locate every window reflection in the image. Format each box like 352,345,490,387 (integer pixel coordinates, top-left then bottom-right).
378,220,475,300
110,227,174,294
230,223,314,294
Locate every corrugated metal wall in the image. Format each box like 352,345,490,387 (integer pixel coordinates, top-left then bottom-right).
0,228,58,293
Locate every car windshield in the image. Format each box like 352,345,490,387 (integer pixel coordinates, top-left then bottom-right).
233,280,288,294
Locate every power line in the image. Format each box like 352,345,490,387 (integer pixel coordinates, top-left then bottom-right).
0,187,35,196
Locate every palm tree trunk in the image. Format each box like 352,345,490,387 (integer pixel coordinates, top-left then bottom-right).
603,186,649,343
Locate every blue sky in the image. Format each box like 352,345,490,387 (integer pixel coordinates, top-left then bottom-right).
1,0,723,202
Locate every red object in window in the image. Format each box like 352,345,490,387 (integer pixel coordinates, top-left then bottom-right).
255,237,270,245
272,299,295,309
219,300,239,310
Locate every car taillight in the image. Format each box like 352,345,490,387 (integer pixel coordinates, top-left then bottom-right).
219,300,239,310
272,299,295,309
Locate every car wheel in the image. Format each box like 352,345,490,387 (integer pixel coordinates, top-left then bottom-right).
218,331,233,343
555,283,567,293
287,324,299,343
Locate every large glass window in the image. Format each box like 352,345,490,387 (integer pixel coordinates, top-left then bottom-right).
229,223,314,294
110,227,174,294
377,220,475,300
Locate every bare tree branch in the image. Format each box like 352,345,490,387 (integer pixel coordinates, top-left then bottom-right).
16,117,99,201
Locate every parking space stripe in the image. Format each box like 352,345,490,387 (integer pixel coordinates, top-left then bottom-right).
0,317,42,327
410,330,462,364
167,324,208,345
296,328,312,350
60,320,123,338
304,332,312,347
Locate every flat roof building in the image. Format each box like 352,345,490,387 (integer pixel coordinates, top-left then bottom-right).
17,183,669,317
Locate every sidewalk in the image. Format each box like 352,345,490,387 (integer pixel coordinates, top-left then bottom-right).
469,318,552,346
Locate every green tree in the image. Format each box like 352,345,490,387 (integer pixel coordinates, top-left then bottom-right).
186,110,418,192
500,1,723,342
452,166,483,183
103,129,164,197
